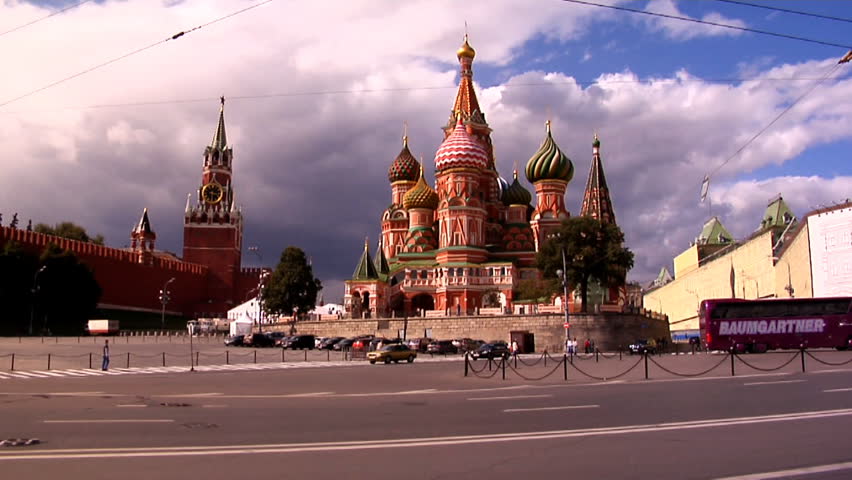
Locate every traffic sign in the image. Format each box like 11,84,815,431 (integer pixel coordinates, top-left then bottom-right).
563,323,570,328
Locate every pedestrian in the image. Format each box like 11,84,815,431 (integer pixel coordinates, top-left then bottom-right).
584,338,591,354
511,340,519,355
102,339,110,371
565,338,571,354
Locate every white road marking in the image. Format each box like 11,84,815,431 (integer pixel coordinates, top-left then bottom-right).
28,371,67,377
812,369,852,374
116,405,147,408
714,460,852,480
468,395,553,401
10,371,49,378
5,408,852,461
824,387,852,393
743,380,805,386
43,419,173,424
201,405,229,408
504,405,599,413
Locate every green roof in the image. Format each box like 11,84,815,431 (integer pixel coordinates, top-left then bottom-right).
698,217,734,245
760,196,796,230
351,240,379,280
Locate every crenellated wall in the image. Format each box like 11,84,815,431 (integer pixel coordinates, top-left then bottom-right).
0,225,208,316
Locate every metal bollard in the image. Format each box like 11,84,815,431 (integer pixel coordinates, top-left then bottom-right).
501,356,506,380
89,353,92,369
800,347,806,372
327,350,330,362
227,351,230,365
196,351,199,366
304,350,308,362
730,349,736,376
162,352,166,367
254,351,257,364
464,353,469,377
10,353,15,371
127,352,130,368
595,348,599,363
563,354,567,381
47,353,51,370
644,351,648,379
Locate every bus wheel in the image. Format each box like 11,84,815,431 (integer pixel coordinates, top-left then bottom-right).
837,338,852,351
751,343,768,354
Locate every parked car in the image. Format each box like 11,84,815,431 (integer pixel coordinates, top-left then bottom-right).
351,335,375,351
427,340,458,354
266,331,287,347
367,344,417,364
282,334,316,350
224,335,245,347
452,338,483,352
318,337,344,350
407,337,434,353
333,338,357,351
629,339,657,355
246,333,276,348
470,341,510,360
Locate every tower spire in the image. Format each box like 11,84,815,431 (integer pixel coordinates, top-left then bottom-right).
212,96,227,150
580,133,616,225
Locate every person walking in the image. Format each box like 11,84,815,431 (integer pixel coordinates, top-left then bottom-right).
102,339,110,371
511,340,520,356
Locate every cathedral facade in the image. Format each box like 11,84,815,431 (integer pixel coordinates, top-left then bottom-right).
345,36,621,318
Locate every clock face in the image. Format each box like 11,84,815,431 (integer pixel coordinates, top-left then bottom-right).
202,183,224,205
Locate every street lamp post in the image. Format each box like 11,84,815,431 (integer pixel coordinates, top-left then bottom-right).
159,277,176,330
556,245,570,343
256,271,269,333
29,266,46,336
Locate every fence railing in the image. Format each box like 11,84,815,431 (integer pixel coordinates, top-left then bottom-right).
464,348,852,381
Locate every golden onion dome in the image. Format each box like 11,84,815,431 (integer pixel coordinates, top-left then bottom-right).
403,166,439,211
457,34,475,59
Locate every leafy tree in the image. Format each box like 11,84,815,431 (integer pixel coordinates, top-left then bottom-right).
34,222,105,245
262,246,322,319
512,278,556,302
36,245,102,335
536,217,634,313
0,242,38,335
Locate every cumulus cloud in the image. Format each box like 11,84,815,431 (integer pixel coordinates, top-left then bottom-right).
643,0,747,40
0,0,849,301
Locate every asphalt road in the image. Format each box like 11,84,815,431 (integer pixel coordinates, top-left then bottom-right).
1,344,852,480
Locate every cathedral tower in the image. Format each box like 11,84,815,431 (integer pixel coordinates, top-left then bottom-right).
526,121,574,251
580,134,616,225
183,98,244,314
130,208,156,265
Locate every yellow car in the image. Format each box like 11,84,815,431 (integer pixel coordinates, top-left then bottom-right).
367,344,417,364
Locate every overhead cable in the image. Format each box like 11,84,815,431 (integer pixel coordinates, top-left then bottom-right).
0,0,273,110
561,0,852,50
0,0,93,39
712,0,852,24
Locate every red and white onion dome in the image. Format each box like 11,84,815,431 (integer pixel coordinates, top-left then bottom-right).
434,119,489,172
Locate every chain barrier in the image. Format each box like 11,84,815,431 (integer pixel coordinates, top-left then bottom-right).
545,351,564,363
515,352,547,367
597,351,619,359
467,357,502,379
805,351,852,366
506,358,566,381
647,354,730,378
572,353,596,361
734,352,799,372
570,355,644,381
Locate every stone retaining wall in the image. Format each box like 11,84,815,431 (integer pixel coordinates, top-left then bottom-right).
272,313,670,353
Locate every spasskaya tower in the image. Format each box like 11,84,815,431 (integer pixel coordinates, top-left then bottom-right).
183,97,245,314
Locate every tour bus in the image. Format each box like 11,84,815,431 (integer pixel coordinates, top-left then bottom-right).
699,297,852,353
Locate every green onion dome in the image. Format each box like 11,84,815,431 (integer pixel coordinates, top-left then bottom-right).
502,170,532,206
524,120,574,184
403,167,439,210
388,136,419,183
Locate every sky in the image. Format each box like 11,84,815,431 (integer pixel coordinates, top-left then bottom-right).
1,0,851,302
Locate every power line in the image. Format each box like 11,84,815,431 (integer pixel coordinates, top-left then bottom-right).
0,0,273,110
2,74,846,115
561,0,852,50
0,0,93,39
712,0,852,24
705,62,845,181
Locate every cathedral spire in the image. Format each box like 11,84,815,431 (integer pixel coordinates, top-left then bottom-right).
374,237,390,275
580,133,616,225
449,33,484,128
351,237,379,280
212,96,227,150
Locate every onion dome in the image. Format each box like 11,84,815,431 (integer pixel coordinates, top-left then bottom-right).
387,135,419,183
502,170,532,206
403,166,439,210
593,132,601,149
497,175,509,198
457,34,475,59
525,120,574,183
435,118,489,172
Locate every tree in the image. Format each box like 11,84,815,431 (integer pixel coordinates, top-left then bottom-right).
262,246,322,319
34,222,105,245
536,217,634,313
37,245,102,335
0,242,38,335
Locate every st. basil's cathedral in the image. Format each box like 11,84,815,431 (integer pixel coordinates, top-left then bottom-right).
345,36,621,318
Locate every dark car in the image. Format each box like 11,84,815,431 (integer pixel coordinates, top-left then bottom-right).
629,339,657,355
333,338,356,351
282,334,316,350
266,331,287,346
319,337,345,350
470,341,510,360
224,335,245,347
247,333,276,348
407,337,434,353
452,338,483,353
427,340,458,354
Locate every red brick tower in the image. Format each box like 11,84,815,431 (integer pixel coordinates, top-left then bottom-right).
130,208,156,265
183,97,243,314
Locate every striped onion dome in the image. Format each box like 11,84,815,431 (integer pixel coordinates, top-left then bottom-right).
387,136,419,183
525,121,574,184
403,167,439,210
434,118,489,172
502,170,532,206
